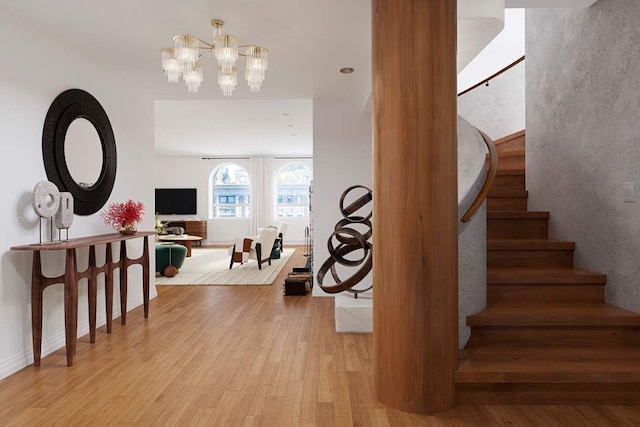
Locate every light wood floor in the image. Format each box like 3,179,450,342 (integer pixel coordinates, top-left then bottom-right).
2,246,640,426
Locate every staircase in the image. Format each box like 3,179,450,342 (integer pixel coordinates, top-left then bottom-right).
456,130,640,404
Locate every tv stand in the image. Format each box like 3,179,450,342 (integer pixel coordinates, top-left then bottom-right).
166,219,207,242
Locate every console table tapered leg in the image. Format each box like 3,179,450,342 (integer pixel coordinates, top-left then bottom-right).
64,248,78,366
105,242,113,333
119,241,128,325
88,246,97,343
142,236,150,318
31,251,43,367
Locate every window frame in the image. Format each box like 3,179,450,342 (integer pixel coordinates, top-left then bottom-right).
211,163,251,219
276,162,312,219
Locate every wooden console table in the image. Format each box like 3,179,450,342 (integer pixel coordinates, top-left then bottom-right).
11,231,154,367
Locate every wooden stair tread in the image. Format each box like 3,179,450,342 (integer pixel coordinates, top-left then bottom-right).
487,211,549,219
467,303,640,327
487,267,607,285
494,130,525,146
456,346,640,383
488,239,575,251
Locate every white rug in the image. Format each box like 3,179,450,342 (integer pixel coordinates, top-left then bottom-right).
156,247,295,286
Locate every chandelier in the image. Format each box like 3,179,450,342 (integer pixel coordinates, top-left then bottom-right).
161,19,268,95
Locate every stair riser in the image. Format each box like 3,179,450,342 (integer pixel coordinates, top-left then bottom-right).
488,219,548,239
495,131,525,153
488,174,525,196
487,196,528,211
466,327,640,348
456,383,640,405
487,284,604,304
488,250,574,268
496,155,524,171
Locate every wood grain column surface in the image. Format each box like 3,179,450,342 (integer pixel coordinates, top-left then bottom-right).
372,0,458,414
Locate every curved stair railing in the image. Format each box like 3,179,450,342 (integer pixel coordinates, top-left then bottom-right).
458,55,525,96
460,129,498,222
457,55,525,223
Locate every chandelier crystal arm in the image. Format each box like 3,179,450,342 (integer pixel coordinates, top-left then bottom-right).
161,18,268,95
198,40,214,49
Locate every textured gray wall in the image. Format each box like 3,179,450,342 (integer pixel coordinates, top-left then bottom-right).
526,0,640,313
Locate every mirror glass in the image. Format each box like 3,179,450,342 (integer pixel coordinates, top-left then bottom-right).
64,118,103,187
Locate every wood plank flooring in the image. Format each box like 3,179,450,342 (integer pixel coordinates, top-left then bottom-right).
1,246,640,425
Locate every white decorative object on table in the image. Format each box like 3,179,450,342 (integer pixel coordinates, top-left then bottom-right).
32,181,75,242
32,180,60,218
55,192,74,240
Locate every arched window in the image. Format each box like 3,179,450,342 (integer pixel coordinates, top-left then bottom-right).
211,163,251,218
277,162,312,218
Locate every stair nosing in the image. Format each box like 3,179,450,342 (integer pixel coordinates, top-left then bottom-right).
487,239,575,251
487,267,607,285
487,211,549,219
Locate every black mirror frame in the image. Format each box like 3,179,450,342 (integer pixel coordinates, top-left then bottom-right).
42,89,117,216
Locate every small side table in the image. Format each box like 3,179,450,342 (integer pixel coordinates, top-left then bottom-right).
157,235,203,257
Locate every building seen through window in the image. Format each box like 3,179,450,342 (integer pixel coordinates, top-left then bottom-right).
277,162,312,218
212,164,251,218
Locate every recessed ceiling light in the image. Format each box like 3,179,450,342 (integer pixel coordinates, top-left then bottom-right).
291,133,297,136
282,113,290,116
340,67,355,74
288,124,294,127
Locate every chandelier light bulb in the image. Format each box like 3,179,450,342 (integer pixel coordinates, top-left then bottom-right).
218,65,238,96
161,19,267,95
214,33,239,73
161,47,182,83
173,35,199,62
184,61,204,93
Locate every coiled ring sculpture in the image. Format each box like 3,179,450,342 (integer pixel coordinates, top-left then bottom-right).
317,185,372,297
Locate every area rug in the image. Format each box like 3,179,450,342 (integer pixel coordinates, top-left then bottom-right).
156,247,295,286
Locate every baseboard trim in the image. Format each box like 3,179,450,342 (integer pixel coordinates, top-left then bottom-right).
0,290,156,380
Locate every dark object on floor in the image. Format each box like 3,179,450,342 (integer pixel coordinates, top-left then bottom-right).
284,278,308,296
270,237,282,259
284,268,312,296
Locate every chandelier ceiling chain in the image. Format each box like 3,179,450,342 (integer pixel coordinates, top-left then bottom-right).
161,19,268,95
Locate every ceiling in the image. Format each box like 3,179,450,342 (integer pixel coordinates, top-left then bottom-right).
155,99,313,156
0,0,371,156
0,0,597,157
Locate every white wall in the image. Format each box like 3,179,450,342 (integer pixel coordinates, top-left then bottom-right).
312,100,373,296
154,156,312,245
457,9,525,140
0,11,155,379
458,9,525,92
526,0,640,313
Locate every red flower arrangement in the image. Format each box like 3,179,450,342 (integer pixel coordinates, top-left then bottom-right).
101,200,145,233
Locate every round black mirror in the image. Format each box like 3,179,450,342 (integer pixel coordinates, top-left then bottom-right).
42,89,117,215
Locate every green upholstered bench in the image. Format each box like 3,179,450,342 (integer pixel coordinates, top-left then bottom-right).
156,244,187,275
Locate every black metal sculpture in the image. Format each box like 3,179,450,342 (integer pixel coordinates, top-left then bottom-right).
317,185,372,297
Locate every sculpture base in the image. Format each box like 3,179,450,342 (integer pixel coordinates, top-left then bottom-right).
335,292,372,333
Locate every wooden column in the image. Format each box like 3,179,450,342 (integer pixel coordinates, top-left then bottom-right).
372,0,458,414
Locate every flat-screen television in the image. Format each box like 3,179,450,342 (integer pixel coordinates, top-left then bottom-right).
155,188,197,215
